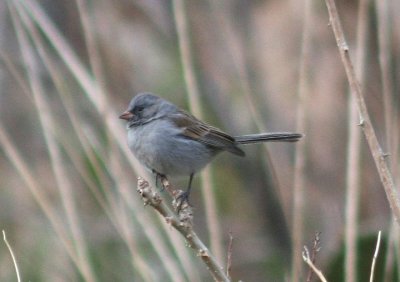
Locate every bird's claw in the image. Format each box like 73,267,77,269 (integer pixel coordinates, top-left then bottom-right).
154,172,167,191
175,191,191,213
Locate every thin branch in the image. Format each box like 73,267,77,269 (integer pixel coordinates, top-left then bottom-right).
302,246,327,282
3,231,21,282
323,0,400,224
137,177,231,282
306,232,322,282
369,231,382,282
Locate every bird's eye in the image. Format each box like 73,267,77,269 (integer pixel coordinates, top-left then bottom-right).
136,106,144,113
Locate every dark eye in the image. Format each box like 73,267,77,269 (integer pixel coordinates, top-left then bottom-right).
135,106,144,113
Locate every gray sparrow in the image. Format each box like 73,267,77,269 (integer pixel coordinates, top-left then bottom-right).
120,92,302,207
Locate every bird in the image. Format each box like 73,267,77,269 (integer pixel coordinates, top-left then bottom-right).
119,92,302,209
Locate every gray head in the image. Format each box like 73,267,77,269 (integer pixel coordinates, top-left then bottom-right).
119,93,177,127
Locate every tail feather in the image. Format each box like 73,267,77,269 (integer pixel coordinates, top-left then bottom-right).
234,132,303,144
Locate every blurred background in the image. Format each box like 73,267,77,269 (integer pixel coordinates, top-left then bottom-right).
0,0,399,281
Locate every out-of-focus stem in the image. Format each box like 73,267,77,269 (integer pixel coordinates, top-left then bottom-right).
172,0,224,263
344,0,369,281
291,0,312,281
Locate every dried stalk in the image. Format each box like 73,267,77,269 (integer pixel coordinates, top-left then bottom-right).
291,0,312,280
137,177,231,282
3,231,21,282
323,0,400,224
344,0,369,281
369,231,382,282
302,246,327,282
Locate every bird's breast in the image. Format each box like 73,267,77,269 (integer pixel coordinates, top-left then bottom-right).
127,119,218,176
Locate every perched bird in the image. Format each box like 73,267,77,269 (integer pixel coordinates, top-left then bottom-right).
120,92,302,208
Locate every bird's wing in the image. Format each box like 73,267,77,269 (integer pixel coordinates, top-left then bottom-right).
169,111,245,156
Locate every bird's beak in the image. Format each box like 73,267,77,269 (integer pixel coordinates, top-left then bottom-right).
119,111,134,120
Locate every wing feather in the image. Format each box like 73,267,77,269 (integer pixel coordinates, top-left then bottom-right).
169,111,245,156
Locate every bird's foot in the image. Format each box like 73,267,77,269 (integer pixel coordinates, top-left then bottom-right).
175,191,191,214
153,171,167,191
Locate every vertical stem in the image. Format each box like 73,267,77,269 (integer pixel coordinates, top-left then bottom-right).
344,1,369,282
3,231,21,282
324,0,400,224
172,0,224,263
291,0,312,281
374,1,400,280
369,231,382,282
10,4,96,281
207,0,292,251
375,0,394,152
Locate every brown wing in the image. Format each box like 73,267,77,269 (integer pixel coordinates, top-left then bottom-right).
169,110,245,156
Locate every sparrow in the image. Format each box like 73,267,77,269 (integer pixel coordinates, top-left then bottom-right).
120,92,302,209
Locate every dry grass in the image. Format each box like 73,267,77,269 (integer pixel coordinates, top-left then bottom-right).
0,0,399,281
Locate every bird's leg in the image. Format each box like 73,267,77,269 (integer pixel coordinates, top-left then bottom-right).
153,170,166,191
176,173,194,212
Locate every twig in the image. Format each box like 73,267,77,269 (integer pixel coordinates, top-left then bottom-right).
369,231,382,282
306,232,322,282
323,0,400,224
137,177,231,282
3,230,21,282
226,231,234,279
302,246,327,282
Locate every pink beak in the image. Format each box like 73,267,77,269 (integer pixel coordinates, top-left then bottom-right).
119,111,134,120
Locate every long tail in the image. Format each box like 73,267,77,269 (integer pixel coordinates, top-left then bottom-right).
234,132,303,144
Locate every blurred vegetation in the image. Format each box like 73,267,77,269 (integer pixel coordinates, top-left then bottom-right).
0,0,399,281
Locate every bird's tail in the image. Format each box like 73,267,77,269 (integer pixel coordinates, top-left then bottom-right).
234,132,303,144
